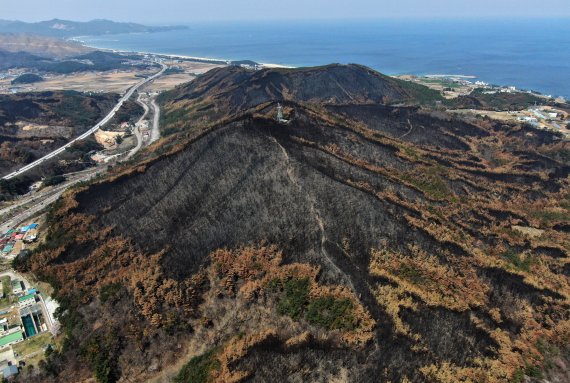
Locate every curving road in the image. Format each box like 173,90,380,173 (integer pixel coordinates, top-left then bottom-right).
126,93,150,160
2,62,167,180
150,97,161,143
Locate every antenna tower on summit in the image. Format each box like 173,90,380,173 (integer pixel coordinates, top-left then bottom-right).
276,103,289,123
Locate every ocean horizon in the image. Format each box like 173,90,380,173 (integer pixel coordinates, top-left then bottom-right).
79,19,570,98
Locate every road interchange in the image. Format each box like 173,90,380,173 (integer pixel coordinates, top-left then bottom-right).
2,62,167,180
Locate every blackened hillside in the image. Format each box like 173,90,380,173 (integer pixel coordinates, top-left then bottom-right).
158,64,443,134
22,65,570,383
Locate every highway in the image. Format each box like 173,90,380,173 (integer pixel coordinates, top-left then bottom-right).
2,62,167,180
0,89,165,231
0,168,96,218
0,167,102,234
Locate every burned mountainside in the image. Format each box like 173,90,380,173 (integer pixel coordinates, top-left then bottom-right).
156,64,443,135
18,64,570,383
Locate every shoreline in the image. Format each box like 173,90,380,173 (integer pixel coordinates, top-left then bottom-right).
73,38,565,100
424,74,477,79
73,37,296,69
80,41,480,78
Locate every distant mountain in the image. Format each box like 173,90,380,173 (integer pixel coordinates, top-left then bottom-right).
0,50,48,70
0,19,187,37
169,64,441,107
0,33,93,58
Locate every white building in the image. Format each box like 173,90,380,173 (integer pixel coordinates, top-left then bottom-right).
11,280,23,295
18,293,37,309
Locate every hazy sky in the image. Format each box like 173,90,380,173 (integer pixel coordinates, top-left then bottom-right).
4,0,570,23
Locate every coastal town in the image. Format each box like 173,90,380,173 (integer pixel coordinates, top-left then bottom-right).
398,74,570,137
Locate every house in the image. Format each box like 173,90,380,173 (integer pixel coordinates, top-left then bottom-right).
11,280,23,295
29,181,42,192
18,293,36,309
23,234,37,244
2,364,19,378
518,116,538,123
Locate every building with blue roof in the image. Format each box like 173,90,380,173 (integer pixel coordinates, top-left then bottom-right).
2,364,18,378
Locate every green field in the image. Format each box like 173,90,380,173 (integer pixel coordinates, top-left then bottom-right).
13,332,53,359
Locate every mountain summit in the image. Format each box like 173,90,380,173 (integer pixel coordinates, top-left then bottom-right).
20,64,570,383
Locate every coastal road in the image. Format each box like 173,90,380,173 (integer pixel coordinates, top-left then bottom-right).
2,62,167,180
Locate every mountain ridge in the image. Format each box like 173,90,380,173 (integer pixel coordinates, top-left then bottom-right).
157,64,444,136
0,18,187,37
0,33,93,58
16,64,570,383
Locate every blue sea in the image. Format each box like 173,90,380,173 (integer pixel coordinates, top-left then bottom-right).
80,19,570,98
